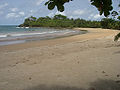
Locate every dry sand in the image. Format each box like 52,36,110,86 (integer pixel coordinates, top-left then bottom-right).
0,28,120,90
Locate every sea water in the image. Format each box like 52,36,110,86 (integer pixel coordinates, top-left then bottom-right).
0,25,86,46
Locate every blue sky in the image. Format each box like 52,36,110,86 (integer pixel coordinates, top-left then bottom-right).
0,0,119,25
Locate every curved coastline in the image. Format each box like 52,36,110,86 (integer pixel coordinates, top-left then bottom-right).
0,28,88,46
0,28,119,51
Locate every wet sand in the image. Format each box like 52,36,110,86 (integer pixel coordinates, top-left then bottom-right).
0,28,120,90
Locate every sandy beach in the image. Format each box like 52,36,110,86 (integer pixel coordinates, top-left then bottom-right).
0,28,120,90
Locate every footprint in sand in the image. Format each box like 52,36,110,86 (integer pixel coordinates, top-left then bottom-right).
102,71,109,77
29,77,32,80
117,75,120,77
102,71,105,73
52,53,54,55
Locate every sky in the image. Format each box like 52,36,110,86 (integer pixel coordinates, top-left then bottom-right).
0,0,119,25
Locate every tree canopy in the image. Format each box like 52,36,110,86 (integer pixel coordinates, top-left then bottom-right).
19,14,120,30
45,0,113,17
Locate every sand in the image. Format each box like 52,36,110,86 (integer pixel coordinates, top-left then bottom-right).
0,28,120,90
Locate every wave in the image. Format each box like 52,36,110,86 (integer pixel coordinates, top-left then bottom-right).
0,30,75,38
0,35,7,38
16,27,29,29
0,29,86,46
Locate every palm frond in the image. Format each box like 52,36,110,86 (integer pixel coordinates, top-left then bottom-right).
114,32,120,41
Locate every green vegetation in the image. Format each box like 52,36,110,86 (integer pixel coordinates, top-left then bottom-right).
19,14,120,30
19,14,101,28
101,18,120,29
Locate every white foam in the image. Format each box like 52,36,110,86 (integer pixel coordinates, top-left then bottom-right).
16,27,20,28
0,35,7,38
0,30,76,38
25,27,29,29
0,31,59,38
16,27,29,29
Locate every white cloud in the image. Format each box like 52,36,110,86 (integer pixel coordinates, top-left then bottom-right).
88,13,104,20
29,10,37,14
0,3,8,9
19,12,25,16
0,3,8,16
6,11,25,19
36,0,44,6
68,16,78,19
88,14,94,19
6,13,19,18
24,10,37,18
48,11,66,17
93,14,101,19
67,9,87,19
10,8,19,12
48,12,55,17
73,9,86,15
55,11,66,16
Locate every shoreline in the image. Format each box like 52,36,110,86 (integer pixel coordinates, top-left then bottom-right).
0,27,86,46
0,28,120,90
0,28,119,52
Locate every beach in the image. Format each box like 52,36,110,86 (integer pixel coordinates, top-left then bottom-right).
0,28,120,90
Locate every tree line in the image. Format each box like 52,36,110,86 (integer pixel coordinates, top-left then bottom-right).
19,14,120,30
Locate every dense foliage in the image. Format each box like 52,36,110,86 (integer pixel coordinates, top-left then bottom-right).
19,14,120,30
101,18,120,29
19,14,101,28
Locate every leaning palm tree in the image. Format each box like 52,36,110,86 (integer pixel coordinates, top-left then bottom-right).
114,33,120,41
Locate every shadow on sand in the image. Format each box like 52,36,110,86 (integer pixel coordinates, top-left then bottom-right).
24,79,120,90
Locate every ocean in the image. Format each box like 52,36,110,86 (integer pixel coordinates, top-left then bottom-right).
0,25,87,46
